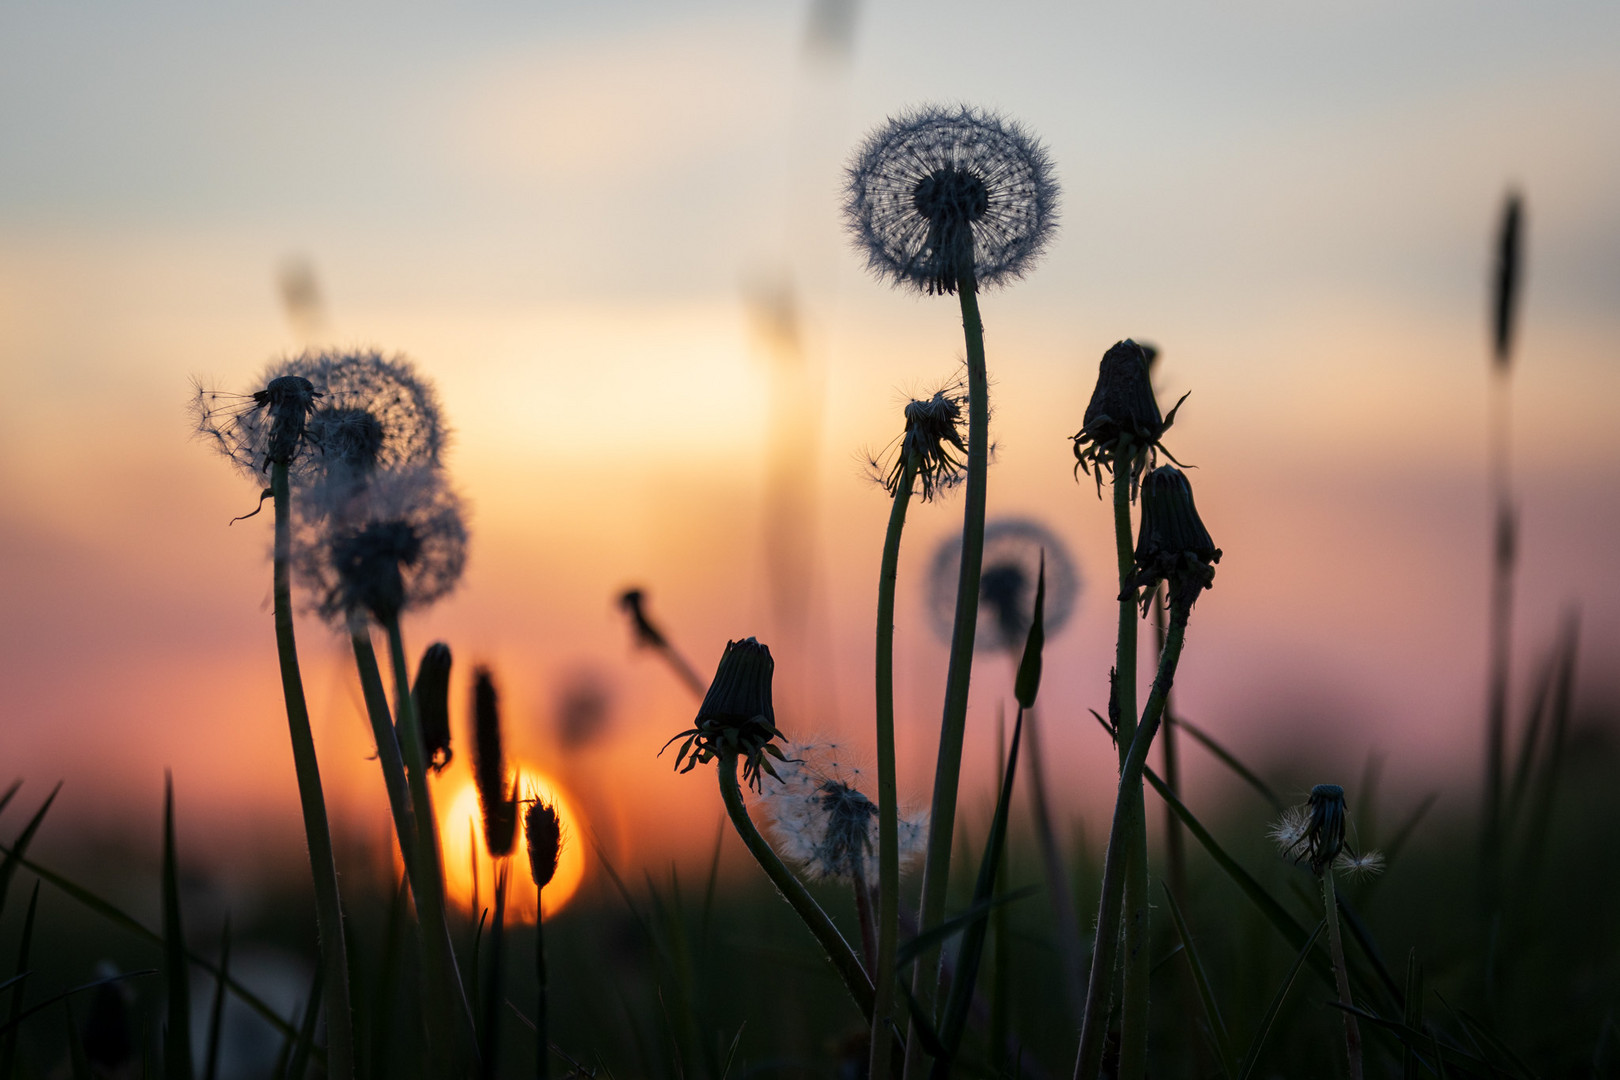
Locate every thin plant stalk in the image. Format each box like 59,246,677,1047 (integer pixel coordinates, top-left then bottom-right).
381,612,480,1074
716,751,875,1020
535,893,550,1080
1021,704,1085,1015
481,864,509,1080
1484,363,1513,893
1107,441,1150,1080
907,260,990,1078
348,620,420,888
870,452,917,1080
1323,866,1363,1080
1154,586,1188,903
269,459,357,1080
1074,604,1189,1080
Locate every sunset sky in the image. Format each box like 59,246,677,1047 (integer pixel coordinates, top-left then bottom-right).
2,1,1617,887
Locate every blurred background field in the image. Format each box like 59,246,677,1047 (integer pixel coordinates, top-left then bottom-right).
1,1,1618,1076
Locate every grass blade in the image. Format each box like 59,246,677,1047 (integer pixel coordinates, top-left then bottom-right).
0,781,21,826
894,887,1039,972
1173,717,1284,812
1161,883,1235,1080
1402,950,1423,1080
0,881,40,1080
0,970,158,1036
161,773,193,1080
1235,920,1324,1080
0,784,61,918
933,708,1025,1072
284,966,325,1080
202,917,231,1080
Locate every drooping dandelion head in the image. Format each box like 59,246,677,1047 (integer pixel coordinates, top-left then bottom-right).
845,104,1058,296
412,641,454,772
877,380,970,501
928,517,1081,652
1072,339,1187,496
662,637,786,791
760,741,927,884
1132,466,1220,613
300,465,468,626
1272,784,1380,877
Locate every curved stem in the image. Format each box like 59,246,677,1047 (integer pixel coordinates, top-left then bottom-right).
1074,605,1189,1080
717,753,875,1019
269,460,356,1080
870,453,917,1080
382,613,480,1075
1324,867,1364,1080
348,621,419,889
906,268,989,1079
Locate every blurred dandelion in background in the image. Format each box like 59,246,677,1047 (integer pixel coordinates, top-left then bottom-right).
927,517,1080,652
760,740,927,884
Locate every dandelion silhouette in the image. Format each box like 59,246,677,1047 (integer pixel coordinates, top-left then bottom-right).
869,378,970,502
297,465,468,625
760,742,927,884
926,517,1080,651
846,105,1058,295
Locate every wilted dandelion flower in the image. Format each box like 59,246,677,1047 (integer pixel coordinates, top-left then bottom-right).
871,379,970,501
297,465,468,625
1132,465,1220,612
845,104,1058,296
662,637,787,790
1272,784,1383,877
192,350,446,491
761,741,927,884
928,517,1081,650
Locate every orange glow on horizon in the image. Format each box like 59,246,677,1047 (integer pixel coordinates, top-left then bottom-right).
433,765,586,922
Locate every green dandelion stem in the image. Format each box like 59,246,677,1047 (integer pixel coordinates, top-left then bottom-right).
382,612,481,1074
1074,603,1189,1080
348,622,420,888
1324,866,1364,1080
908,264,989,1076
717,751,875,1020
871,451,918,1080
269,460,357,1080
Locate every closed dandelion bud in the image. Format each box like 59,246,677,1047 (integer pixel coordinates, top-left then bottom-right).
662,637,787,791
1132,465,1220,612
411,642,454,771
1270,784,1382,877
1071,339,1187,494
473,667,519,858
525,799,563,890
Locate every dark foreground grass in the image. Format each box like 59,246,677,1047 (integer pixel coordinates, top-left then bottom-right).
3,702,1616,1079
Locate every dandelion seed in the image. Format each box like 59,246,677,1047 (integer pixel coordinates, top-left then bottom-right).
297,465,468,626
1132,465,1220,613
761,741,927,884
1334,850,1386,877
845,104,1059,296
661,637,787,791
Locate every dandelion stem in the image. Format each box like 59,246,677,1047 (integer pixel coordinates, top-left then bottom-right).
1323,866,1364,1080
269,459,356,1080
907,264,989,1078
348,621,420,888
1074,603,1189,1080
871,452,917,1080
382,612,481,1075
717,751,875,1020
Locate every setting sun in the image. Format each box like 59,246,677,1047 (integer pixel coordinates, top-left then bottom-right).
432,763,586,921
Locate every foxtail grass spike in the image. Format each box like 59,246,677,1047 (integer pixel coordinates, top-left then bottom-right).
473,668,519,858
618,588,706,695
413,642,454,772
1492,191,1523,369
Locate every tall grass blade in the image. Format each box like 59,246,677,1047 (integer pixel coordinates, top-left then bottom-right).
0,784,61,917
1505,635,1561,822
1234,920,1323,1080
162,773,194,1080
0,844,303,1045
1161,884,1234,1080
1333,1003,1506,1078
1173,718,1284,812
202,917,231,1080
933,708,1024,1074
0,882,39,1080
718,1022,746,1080
0,781,21,825
894,888,1039,972
1522,612,1579,879
285,967,325,1080
0,971,157,1037
1403,950,1423,1080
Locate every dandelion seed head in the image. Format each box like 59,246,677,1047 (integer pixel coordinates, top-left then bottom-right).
298,465,468,625
760,741,927,883
1275,784,1361,876
927,517,1081,651
845,104,1058,295
879,380,970,501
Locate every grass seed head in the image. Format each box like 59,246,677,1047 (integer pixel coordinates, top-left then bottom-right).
412,642,454,772
662,637,786,791
525,797,563,891
473,666,518,857
845,104,1058,296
